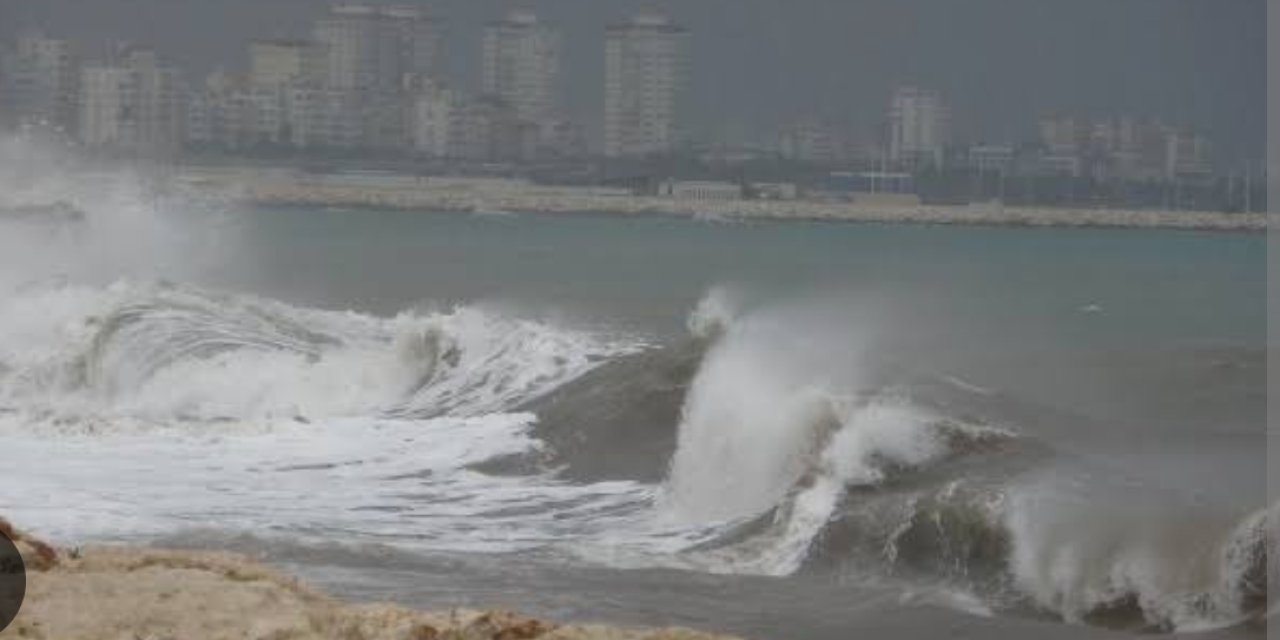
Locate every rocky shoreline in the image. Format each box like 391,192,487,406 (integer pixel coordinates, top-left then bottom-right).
184,172,1269,232
0,518,740,640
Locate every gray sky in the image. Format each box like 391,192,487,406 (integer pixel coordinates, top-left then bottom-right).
0,0,1265,162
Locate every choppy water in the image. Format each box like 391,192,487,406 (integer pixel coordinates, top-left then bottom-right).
0,164,1269,639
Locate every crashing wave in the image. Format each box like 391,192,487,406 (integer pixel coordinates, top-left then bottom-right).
660,294,1015,576
0,280,635,431
1005,486,1273,632
652,291,1269,635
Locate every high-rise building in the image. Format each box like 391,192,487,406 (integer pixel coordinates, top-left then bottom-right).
79,47,185,154
886,86,950,169
307,4,442,153
79,65,132,147
249,39,321,90
1,32,79,133
603,15,689,158
482,11,561,127
312,4,442,93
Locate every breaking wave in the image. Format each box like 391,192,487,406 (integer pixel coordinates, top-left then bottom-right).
1004,486,1273,632
642,292,1273,633
0,280,636,432
0,280,1269,635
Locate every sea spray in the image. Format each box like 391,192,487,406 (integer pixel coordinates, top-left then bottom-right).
1005,480,1272,631
663,301,872,522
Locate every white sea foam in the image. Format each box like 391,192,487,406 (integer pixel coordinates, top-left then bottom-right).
0,280,636,432
0,411,657,551
0,275,671,564
1005,480,1272,631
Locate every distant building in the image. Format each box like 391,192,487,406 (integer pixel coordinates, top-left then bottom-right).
302,4,443,153
821,170,915,198
1164,129,1212,180
749,182,800,200
284,85,362,150
80,47,185,155
79,65,131,147
249,39,321,90
187,71,292,151
886,86,950,169
967,144,1015,174
482,11,561,127
779,117,851,166
1,32,79,134
1036,115,1212,182
664,180,742,201
312,4,442,93
410,81,456,158
1038,116,1087,158
535,117,588,160
452,95,537,163
604,15,690,158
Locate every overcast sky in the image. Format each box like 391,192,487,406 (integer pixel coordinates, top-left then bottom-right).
0,0,1265,162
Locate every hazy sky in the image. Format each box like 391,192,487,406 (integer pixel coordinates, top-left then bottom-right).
0,0,1265,162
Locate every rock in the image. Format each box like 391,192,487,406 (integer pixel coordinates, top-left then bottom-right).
0,518,743,640
0,517,58,572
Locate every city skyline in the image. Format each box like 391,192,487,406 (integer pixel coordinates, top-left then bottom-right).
0,5,1230,192
0,0,1264,164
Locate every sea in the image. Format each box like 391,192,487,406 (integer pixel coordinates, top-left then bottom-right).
0,166,1270,639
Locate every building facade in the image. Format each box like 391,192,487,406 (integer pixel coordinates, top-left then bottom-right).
304,4,443,154
482,11,561,128
249,39,321,90
1037,115,1212,181
887,86,950,169
1,32,79,133
312,4,441,93
79,47,185,154
779,117,853,166
79,65,132,147
604,15,689,158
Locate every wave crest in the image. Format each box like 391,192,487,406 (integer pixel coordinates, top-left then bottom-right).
0,281,633,431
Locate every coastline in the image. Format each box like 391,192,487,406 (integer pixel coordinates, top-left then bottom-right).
177,169,1268,232
1,518,1263,640
0,519,739,640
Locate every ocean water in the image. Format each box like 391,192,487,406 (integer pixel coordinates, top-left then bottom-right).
0,173,1269,639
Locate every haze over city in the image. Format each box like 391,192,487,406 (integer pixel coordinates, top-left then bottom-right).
0,0,1266,163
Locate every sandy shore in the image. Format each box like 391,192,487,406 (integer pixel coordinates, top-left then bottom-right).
0,519,739,640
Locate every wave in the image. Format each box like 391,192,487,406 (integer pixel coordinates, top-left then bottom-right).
643,291,1271,633
657,297,1015,575
0,280,636,431
1006,487,1273,632
1,281,1269,635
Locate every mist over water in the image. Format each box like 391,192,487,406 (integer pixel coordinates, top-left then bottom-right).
0,141,1269,638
